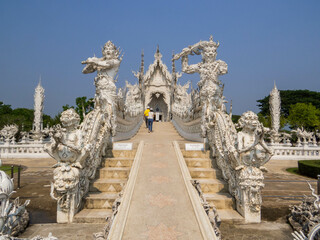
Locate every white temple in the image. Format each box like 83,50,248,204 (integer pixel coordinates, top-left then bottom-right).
134,46,177,121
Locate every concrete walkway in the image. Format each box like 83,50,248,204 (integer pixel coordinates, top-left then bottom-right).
122,122,204,239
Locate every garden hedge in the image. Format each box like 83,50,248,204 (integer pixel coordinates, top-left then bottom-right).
298,160,320,179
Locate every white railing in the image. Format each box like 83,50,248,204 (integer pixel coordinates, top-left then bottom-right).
172,114,203,142
0,115,143,159
113,115,143,142
271,145,320,160
0,142,50,158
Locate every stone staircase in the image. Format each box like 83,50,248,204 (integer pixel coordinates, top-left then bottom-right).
74,148,136,223
180,147,243,222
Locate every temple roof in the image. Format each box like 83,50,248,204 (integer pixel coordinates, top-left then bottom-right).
143,46,173,86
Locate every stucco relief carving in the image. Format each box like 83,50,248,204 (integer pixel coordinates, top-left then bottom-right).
172,82,192,118
124,81,143,117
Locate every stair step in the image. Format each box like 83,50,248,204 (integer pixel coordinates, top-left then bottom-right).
102,158,134,167
181,149,210,158
105,150,136,158
188,167,221,178
185,158,212,168
203,193,235,209
217,209,244,223
74,209,112,223
90,179,127,192
195,179,228,193
85,192,119,209
98,167,131,179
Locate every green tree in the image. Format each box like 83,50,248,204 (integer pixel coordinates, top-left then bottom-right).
75,97,94,121
257,90,320,117
61,97,94,122
0,107,34,131
62,104,74,111
231,114,240,124
287,103,320,131
0,101,12,115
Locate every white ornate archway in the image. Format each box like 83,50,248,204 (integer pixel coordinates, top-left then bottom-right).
145,89,171,121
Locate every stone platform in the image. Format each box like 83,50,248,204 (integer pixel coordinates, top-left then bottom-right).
12,122,316,239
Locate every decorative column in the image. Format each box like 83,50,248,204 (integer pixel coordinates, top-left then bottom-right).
32,79,45,141
269,83,281,145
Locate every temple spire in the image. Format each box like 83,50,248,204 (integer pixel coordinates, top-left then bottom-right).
33,78,45,140
140,49,144,75
172,51,176,74
154,45,162,62
269,82,281,144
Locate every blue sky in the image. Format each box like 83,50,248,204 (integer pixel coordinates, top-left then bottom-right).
0,0,319,116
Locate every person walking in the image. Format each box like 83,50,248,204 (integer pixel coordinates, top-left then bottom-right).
148,108,154,133
144,106,150,128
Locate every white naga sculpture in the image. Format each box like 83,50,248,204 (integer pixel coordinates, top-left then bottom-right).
0,125,18,143
45,40,122,223
124,81,143,117
292,127,315,146
0,160,30,237
269,83,281,144
173,36,228,137
32,80,45,141
174,36,273,222
208,110,273,222
172,82,191,118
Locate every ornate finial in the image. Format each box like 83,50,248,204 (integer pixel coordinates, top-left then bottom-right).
210,35,213,41
38,75,42,86
154,45,162,61
273,81,277,89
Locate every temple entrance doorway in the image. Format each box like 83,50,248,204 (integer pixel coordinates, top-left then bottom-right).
147,93,168,122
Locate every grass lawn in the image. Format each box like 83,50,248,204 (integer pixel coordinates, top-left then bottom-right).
0,165,20,175
286,167,300,175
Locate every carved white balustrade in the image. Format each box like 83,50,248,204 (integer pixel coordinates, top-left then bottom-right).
271,145,320,160
0,142,50,158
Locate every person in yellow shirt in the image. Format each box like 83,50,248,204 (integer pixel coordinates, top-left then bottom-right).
144,106,150,128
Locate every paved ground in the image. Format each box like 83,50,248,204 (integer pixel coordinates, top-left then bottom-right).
2,122,317,239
